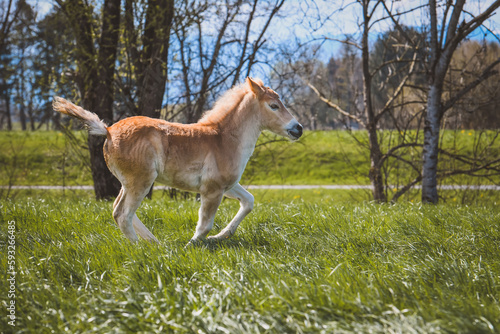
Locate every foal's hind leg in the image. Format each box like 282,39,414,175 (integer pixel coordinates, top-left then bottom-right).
132,214,159,243
113,175,157,243
207,184,254,241
113,187,158,242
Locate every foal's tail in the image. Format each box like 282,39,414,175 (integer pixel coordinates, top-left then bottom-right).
52,97,108,136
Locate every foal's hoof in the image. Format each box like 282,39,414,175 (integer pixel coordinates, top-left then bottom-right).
207,230,233,242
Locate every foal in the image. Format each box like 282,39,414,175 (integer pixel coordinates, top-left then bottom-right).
53,77,303,245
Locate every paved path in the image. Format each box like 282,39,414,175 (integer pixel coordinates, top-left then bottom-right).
3,185,500,190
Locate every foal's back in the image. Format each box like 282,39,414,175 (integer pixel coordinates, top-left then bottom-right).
104,116,223,192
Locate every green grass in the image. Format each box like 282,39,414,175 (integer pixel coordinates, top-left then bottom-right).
242,131,369,185
0,130,370,186
1,129,499,189
1,195,500,333
0,131,92,186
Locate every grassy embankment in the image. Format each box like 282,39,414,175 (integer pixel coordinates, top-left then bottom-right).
1,129,499,203
0,130,369,186
2,129,498,185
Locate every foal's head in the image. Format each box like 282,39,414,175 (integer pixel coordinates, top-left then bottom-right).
247,77,303,140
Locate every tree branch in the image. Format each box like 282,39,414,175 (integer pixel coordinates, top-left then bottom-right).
375,51,418,122
305,80,365,127
391,175,422,203
440,157,500,177
446,0,500,52
441,57,500,114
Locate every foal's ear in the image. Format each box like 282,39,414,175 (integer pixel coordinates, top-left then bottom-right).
246,77,265,99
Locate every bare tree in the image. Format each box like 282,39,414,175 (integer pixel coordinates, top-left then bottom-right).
380,0,500,203
297,0,421,202
57,0,122,200
172,0,285,124
124,0,175,118
0,0,25,130
421,0,500,203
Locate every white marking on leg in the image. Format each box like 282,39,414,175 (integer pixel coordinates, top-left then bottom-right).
191,191,223,241
208,184,254,241
133,214,159,243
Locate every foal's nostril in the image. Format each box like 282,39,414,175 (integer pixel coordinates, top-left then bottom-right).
295,124,303,137
287,122,303,139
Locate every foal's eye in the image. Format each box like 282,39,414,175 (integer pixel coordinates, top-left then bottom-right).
270,104,279,110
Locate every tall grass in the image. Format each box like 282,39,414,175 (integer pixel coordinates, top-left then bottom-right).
1,196,499,333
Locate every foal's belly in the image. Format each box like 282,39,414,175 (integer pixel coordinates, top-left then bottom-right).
155,166,203,193
155,161,241,194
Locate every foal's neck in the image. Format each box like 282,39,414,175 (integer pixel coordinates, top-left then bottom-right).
219,94,262,150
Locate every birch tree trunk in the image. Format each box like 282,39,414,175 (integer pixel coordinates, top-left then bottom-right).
421,84,442,203
421,0,500,203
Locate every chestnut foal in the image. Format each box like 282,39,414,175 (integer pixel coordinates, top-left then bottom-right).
53,77,302,245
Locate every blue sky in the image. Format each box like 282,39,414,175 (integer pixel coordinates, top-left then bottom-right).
28,0,500,35
272,0,500,57
26,0,500,74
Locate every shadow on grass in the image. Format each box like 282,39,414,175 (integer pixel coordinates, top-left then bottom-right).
185,236,272,252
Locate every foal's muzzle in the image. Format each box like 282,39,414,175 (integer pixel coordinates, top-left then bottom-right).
287,123,303,140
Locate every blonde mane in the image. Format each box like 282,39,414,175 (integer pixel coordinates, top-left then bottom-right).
198,78,264,126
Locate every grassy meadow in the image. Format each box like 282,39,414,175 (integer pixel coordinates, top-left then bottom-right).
1,195,500,333
1,129,500,332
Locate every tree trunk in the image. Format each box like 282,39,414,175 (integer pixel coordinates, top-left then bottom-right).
91,0,122,200
18,61,27,131
421,0,500,203
361,1,386,203
421,84,442,203
62,0,121,200
135,0,174,198
28,91,35,131
367,124,386,202
19,102,26,130
5,93,12,130
137,0,174,118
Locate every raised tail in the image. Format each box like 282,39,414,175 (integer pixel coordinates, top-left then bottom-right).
52,97,108,136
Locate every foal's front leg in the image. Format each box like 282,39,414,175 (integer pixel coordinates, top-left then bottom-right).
207,184,254,241
188,191,224,244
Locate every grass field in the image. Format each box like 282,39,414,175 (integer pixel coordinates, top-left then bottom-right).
1,195,500,333
2,130,499,189
1,129,499,332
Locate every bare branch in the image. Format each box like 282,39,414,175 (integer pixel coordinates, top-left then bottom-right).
375,51,418,122
447,1,500,52
441,57,500,114
429,0,439,69
305,80,365,126
439,1,452,48
320,36,361,50
231,0,258,86
440,157,500,177
444,0,466,49
378,1,427,44
245,0,285,77
391,175,422,203
379,142,422,167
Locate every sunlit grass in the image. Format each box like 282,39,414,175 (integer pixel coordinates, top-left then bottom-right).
1,196,499,332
